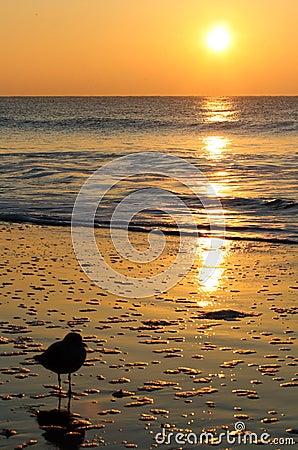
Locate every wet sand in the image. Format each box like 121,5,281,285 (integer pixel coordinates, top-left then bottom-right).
0,224,297,449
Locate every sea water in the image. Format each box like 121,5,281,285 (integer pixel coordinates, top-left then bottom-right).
0,96,297,242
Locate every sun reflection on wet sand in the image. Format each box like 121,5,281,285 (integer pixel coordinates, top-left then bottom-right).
197,237,229,293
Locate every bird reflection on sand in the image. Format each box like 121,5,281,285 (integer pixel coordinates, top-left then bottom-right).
36,409,86,450
35,408,105,449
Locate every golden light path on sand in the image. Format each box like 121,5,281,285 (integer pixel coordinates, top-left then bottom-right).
197,237,229,294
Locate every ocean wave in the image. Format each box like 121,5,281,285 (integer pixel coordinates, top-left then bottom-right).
0,116,173,132
223,197,298,210
181,196,298,212
0,115,296,135
1,211,297,245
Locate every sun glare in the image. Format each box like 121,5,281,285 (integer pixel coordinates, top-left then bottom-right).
206,26,231,52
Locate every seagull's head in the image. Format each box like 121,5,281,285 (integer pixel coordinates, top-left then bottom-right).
63,332,87,347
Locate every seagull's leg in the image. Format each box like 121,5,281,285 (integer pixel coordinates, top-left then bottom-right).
57,373,62,409
68,373,72,397
58,373,61,410
67,390,71,412
67,373,72,411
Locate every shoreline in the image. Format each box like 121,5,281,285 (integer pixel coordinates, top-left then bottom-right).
1,219,297,246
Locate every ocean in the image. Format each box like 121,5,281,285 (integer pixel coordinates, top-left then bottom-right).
0,96,297,243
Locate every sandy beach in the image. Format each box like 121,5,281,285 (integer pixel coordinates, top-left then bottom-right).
0,224,297,449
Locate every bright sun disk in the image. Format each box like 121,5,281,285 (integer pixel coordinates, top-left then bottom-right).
206,26,230,52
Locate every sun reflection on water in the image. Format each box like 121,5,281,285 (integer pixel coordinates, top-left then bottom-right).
203,98,238,123
202,135,230,160
201,135,231,197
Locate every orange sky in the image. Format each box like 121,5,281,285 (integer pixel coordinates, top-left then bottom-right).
0,0,297,96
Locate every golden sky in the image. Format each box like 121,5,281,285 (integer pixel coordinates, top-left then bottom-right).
0,0,297,96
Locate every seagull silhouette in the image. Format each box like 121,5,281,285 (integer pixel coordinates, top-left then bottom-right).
34,333,87,395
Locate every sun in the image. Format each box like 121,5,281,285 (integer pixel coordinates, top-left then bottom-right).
206,26,231,52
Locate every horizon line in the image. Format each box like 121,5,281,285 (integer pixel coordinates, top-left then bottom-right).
0,94,297,98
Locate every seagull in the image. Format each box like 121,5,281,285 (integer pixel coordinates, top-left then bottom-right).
34,332,87,395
